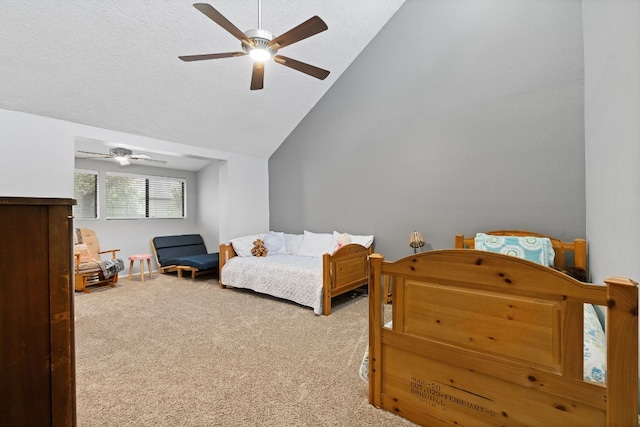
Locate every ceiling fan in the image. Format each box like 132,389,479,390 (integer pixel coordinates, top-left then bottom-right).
179,2,330,90
76,148,167,166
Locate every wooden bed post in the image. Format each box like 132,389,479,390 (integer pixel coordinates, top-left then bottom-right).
322,253,331,316
454,233,466,249
604,276,638,426
218,243,236,288
574,238,587,271
368,253,384,406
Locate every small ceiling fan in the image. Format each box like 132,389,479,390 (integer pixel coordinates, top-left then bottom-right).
76,148,167,166
179,2,330,90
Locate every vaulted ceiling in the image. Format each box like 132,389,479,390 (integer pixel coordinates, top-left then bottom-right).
0,1,405,168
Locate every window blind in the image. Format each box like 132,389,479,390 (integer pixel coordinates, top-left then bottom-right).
106,172,185,219
73,170,98,219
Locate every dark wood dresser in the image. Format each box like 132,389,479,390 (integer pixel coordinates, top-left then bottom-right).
0,197,76,426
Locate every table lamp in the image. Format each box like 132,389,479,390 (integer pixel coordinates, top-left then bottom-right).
409,231,425,254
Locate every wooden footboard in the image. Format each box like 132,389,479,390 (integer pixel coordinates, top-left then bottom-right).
368,250,638,426
322,243,373,316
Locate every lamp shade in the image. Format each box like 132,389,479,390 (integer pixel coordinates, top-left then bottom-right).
409,231,425,249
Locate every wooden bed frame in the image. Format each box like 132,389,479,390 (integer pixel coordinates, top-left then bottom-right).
218,243,373,315
454,230,587,271
383,230,588,304
368,250,638,426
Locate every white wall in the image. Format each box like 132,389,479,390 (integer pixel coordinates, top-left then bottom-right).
0,108,270,275
0,109,75,198
217,153,270,244
197,160,222,252
74,159,201,274
583,0,640,285
582,0,640,409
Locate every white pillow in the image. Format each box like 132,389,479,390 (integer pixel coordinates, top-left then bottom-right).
284,233,304,255
332,231,374,250
262,231,287,255
230,234,263,257
296,230,333,257
351,233,374,248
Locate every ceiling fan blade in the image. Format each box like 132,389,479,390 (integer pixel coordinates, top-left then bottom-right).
76,150,113,159
76,156,111,160
129,153,167,164
193,3,254,47
77,150,111,156
274,55,330,80
131,158,168,165
179,52,246,62
250,61,265,90
268,16,328,50
128,153,152,160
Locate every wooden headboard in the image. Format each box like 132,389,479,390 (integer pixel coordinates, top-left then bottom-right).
455,230,587,271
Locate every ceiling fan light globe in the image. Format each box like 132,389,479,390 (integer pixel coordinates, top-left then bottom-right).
242,29,276,62
249,48,271,62
116,156,130,166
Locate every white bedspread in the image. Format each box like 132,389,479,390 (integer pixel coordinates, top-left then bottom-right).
221,255,324,315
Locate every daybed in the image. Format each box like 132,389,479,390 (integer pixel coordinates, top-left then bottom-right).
219,230,373,315
367,246,638,425
151,234,219,278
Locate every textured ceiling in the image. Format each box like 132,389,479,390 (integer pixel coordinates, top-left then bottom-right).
0,0,404,166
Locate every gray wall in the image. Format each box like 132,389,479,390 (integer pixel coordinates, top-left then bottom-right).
269,0,586,261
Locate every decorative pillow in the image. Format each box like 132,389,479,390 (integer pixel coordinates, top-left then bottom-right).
331,231,374,251
284,233,304,255
474,233,555,267
230,234,263,257
332,232,351,252
262,231,287,255
296,230,333,257
330,231,351,252
75,243,95,264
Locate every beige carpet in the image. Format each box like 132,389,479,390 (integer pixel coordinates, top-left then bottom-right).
74,273,416,426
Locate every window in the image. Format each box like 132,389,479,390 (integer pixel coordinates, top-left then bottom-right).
73,170,98,219
106,172,186,219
